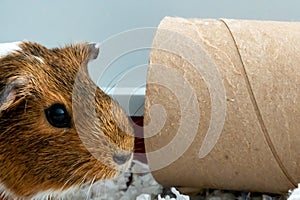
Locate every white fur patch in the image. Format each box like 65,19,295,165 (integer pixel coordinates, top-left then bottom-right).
0,41,45,64
0,183,18,200
32,186,78,200
30,55,45,64
0,41,22,58
0,182,79,200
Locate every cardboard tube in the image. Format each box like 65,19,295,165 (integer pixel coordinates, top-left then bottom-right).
144,17,300,193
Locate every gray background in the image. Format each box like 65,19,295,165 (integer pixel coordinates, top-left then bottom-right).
2,0,300,46
1,0,300,115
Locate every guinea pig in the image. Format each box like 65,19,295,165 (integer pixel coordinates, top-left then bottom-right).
0,41,134,199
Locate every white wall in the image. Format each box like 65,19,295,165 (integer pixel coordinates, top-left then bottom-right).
2,0,300,46
0,0,300,47
1,0,300,115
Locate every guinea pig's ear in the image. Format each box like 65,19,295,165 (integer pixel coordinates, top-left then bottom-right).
0,77,28,112
87,43,100,61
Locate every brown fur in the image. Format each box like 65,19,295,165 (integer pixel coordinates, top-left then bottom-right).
0,42,134,199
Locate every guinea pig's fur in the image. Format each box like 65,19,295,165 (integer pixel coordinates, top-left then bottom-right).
0,41,134,199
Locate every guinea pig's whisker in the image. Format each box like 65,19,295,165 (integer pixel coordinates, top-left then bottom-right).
80,169,91,187
62,161,85,188
85,176,96,200
102,67,130,93
0,190,9,200
62,160,91,191
106,170,114,180
103,83,117,94
133,102,144,116
24,99,28,113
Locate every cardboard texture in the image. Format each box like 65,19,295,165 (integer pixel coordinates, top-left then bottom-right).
144,17,300,193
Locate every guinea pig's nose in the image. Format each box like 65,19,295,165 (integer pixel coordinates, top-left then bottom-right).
113,153,132,165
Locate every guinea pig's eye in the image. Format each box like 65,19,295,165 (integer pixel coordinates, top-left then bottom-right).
45,103,71,128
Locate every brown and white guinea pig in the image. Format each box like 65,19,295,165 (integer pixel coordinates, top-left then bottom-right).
0,41,134,199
